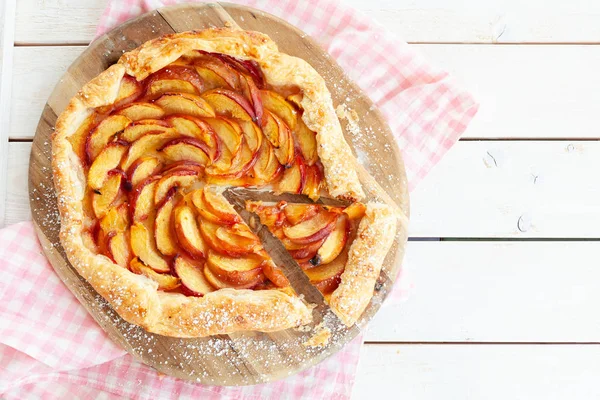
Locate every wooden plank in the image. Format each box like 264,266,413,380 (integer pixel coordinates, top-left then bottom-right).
15,0,106,45
10,47,82,140
416,44,600,139
10,140,600,237
354,344,600,399
348,0,600,44
14,0,600,44
5,142,31,226
11,44,600,140
410,140,600,238
365,241,600,343
0,0,16,228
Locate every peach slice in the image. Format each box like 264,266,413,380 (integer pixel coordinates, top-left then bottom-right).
284,203,319,225
206,251,264,285
165,116,220,161
191,189,239,225
276,159,305,194
199,220,261,257
261,110,280,148
68,114,97,162
198,220,221,251
203,265,263,290
294,116,318,166
155,195,178,256
130,176,159,222
160,137,211,166
86,115,131,163
260,90,297,130
280,235,313,251
251,139,282,183
88,142,128,190
262,260,290,288
282,211,337,244
92,172,122,219
238,120,262,153
208,142,257,179
201,186,241,224
121,119,170,142
173,256,214,296
154,169,199,205
154,93,216,117
106,231,132,268
210,53,265,88
114,75,143,106
154,65,203,89
130,223,170,273
302,164,323,201
116,103,165,121
120,130,179,170
145,65,203,96
273,113,295,167
246,201,285,228
316,214,349,264
148,79,197,97
289,237,326,262
343,202,367,220
127,157,161,187
100,203,130,234
194,66,229,90
130,257,180,290
174,205,207,258
202,118,242,171
305,255,346,284
314,275,342,295
195,54,241,87
201,89,255,121
215,223,262,256
203,117,242,154
239,74,263,125
286,93,303,109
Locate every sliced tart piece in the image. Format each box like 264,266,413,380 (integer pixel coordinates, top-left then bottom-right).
247,199,397,326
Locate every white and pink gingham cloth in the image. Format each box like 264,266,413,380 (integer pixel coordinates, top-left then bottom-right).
0,0,477,398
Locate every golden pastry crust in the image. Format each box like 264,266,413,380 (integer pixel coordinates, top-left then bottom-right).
52,28,391,338
329,202,398,326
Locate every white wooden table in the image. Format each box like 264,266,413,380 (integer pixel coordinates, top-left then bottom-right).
2,0,600,398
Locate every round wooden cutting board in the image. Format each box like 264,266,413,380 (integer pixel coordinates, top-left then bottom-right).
28,3,409,385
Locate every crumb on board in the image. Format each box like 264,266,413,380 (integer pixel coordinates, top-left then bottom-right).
303,325,331,347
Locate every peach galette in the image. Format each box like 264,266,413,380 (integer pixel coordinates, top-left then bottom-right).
51,28,401,337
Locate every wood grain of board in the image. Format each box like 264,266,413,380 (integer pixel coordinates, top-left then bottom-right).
28,3,408,384
12,44,600,140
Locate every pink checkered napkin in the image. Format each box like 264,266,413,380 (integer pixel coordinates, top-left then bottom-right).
0,0,477,398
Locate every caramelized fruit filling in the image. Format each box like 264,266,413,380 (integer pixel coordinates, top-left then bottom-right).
246,201,367,297
73,52,329,296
